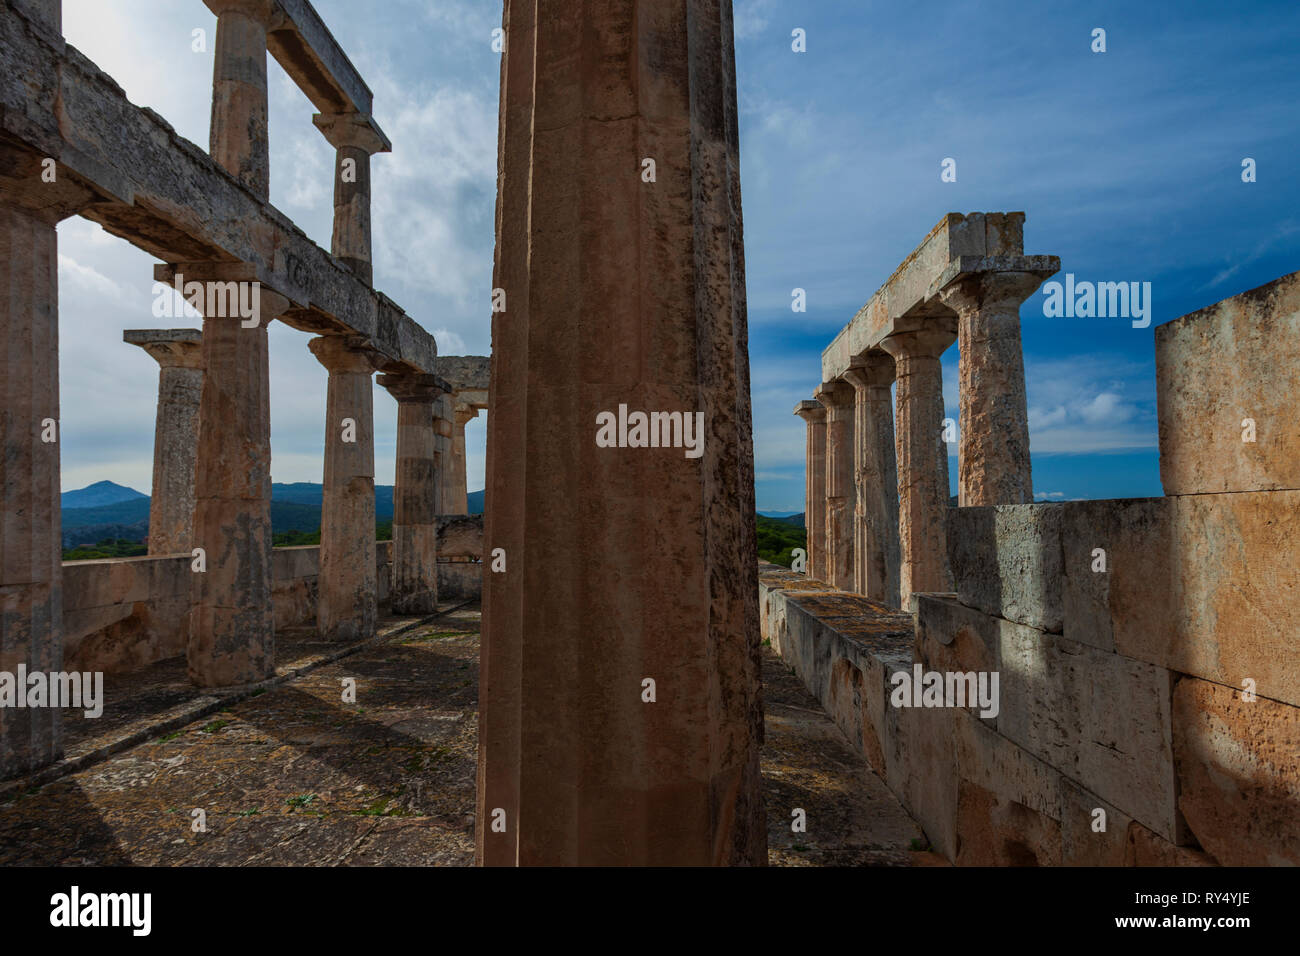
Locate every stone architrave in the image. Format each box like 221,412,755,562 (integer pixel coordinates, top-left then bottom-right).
124,330,204,555
309,335,380,643
815,381,855,591
879,328,956,607
379,373,448,614
477,0,767,866
842,353,901,606
939,270,1052,506
793,400,827,578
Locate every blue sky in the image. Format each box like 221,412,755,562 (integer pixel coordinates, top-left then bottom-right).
55,1,1299,513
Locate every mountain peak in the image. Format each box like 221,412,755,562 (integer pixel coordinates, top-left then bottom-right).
62,480,148,509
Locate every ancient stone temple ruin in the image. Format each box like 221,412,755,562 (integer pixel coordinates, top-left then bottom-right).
772,213,1300,865
0,0,488,777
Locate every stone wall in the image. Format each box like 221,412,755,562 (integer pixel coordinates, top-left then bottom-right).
761,271,1300,866
64,514,484,675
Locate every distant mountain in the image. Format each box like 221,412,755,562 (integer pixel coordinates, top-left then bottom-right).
467,490,484,514
61,480,147,510
777,513,804,528
271,482,394,520
62,498,151,530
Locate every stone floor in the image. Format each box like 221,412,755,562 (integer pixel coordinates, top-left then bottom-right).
0,607,932,866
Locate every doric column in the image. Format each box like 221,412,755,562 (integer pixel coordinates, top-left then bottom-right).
309,335,380,642
842,352,901,607
815,381,855,591
450,402,478,515
434,393,454,514
879,328,955,608
0,202,63,778
478,0,766,866
177,263,284,687
205,0,273,198
793,400,826,579
378,373,447,614
312,113,389,286
124,330,204,555
938,271,1048,506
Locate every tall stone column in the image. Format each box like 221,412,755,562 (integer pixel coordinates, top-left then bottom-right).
434,393,454,514
312,113,389,286
450,403,478,515
206,0,272,198
879,328,955,608
124,330,204,555
815,381,855,591
793,401,826,579
185,265,285,687
939,272,1047,506
842,353,901,607
478,0,766,866
0,202,63,778
379,373,446,614
309,335,380,642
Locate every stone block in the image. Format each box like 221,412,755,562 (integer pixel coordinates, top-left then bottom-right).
883,688,959,860
1061,491,1300,707
947,503,1063,632
954,779,1061,866
1157,270,1300,495
1173,676,1300,866
1058,778,1130,866
997,627,1182,842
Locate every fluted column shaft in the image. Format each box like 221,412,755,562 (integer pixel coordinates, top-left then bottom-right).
313,113,388,286
310,335,379,642
793,401,826,579
207,0,273,198
879,328,955,608
478,0,766,866
843,355,901,607
0,203,63,778
450,404,478,515
939,272,1045,506
815,381,855,591
379,374,446,614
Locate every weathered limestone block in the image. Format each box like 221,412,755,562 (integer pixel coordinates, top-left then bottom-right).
956,712,1062,824
437,514,483,558
913,594,1003,725
996,625,1182,842
1061,491,1300,706
954,779,1062,866
1123,824,1217,867
1157,270,1300,495
270,545,320,631
62,555,191,672
478,0,765,866
947,503,1063,632
1058,777,1131,866
1173,677,1300,866
883,683,958,859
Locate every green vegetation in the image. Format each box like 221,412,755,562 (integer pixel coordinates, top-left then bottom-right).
61,537,147,561
271,518,393,548
756,514,806,568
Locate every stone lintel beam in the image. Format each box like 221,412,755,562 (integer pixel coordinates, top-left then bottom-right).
793,399,827,580
266,0,381,121
822,213,1056,382
430,355,490,393
936,259,1058,508
0,12,435,376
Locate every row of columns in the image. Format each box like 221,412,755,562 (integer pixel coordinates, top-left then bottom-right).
797,272,1046,609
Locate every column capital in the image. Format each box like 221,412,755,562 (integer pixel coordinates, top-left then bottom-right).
794,399,826,423
813,380,854,409
842,350,896,390
879,327,956,361
937,269,1054,316
202,0,274,24
151,261,290,328
453,402,481,426
309,334,382,374
123,329,204,370
377,372,451,403
312,112,392,154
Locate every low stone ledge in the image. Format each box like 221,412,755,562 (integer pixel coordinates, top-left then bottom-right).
947,503,1063,632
